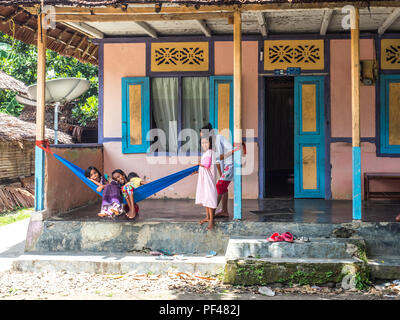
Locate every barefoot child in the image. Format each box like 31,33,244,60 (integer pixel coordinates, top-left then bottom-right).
98,177,125,218
127,172,147,188
112,169,140,220
194,134,218,230
84,166,109,192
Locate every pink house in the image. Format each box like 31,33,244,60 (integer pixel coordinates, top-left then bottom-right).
5,0,400,223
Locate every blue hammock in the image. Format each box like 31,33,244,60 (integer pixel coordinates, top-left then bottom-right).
53,153,198,203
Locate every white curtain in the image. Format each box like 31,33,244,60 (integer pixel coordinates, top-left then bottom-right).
182,77,209,153
151,77,178,152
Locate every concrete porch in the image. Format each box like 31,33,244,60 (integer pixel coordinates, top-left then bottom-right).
16,198,400,281
50,198,400,224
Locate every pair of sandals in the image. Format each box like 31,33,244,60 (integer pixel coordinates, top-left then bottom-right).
267,232,294,242
266,232,310,243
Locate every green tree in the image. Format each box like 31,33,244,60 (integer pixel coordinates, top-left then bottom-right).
0,32,98,126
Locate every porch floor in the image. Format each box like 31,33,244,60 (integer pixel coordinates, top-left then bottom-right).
50,198,400,224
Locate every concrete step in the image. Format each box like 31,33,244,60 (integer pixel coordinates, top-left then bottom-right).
368,256,400,280
225,237,366,260
26,219,400,257
223,257,365,286
11,253,226,276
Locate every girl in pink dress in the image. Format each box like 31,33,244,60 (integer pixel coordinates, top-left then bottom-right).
195,135,218,230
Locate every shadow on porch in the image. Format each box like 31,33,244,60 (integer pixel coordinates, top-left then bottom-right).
49,198,400,223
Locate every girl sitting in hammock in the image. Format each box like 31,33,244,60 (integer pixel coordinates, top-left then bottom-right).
112,169,140,220
84,166,109,192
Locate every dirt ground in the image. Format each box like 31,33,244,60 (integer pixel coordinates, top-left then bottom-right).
0,269,399,301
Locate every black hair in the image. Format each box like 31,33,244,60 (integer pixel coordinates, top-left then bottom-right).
200,123,213,131
200,133,214,150
111,169,128,182
85,166,102,178
127,172,139,180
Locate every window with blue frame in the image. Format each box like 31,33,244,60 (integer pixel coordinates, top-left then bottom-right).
122,76,233,154
380,74,400,155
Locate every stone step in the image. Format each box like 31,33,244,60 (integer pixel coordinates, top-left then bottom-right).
11,253,226,276
225,237,366,260
26,219,400,257
223,257,365,286
363,240,400,257
367,256,400,280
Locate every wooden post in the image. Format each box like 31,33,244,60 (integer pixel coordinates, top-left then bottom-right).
233,11,242,220
35,11,46,212
351,7,361,220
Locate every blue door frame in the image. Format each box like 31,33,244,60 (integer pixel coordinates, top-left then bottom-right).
294,76,325,198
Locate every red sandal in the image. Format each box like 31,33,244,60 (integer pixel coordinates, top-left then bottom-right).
281,232,294,243
267,232,284,242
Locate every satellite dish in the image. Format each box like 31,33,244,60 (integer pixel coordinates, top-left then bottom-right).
15,93,39,107
26,78,90,144
27,77,90,104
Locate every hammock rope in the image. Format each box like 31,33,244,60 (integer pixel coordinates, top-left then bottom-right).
36,140,198,203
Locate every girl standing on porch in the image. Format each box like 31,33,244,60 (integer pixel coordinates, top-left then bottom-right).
194,134,218,230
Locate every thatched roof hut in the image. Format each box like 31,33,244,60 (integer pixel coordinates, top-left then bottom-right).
0,112,73,211
0,71,28,95
0,112,73,145
0,112,72,182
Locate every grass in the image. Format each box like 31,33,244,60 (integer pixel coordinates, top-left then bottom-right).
0,207,33,226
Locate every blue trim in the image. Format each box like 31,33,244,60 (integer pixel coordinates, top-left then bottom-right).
34,146,45,211
98,42,104,144
121,77,150,154
294,76,325,198
329,137,376,143
352,146,362,220
94,33,388,45
50,143,103,148
233,149,242,220
103,137,122,143
210,76,234,144
258,75,265,198
379,74,400,155
243,137,258,143
324,38,332,200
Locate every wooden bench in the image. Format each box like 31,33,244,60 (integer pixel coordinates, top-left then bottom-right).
364,172,400,200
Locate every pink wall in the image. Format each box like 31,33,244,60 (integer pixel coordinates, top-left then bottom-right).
329,39,400,199
331,142,400,199
103,43,146,138
214,41,259,136
330,39,376,138
102,41,259,199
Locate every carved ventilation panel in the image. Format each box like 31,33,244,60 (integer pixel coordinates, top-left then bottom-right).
264,40,324,71
381,39,400,70
151,42,209,72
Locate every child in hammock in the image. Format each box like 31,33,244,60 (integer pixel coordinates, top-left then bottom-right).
85,166,122,218
84,166,109,192
112,169,140,220
97,169,125,218
126,172,147,189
